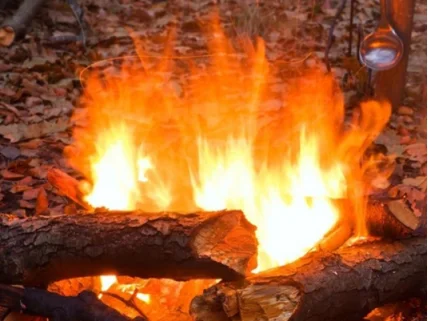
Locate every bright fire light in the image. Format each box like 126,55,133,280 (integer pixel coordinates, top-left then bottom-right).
68,21,391,272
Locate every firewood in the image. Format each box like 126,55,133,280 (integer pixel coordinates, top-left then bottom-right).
0,285,147,321
190,237,427,321
0,210,257,286
365,199,422,238
318,198,422,253
0,0,46,47
46,168,422,241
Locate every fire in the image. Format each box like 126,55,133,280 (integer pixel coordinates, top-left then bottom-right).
68,21,391,272
99,275,151,303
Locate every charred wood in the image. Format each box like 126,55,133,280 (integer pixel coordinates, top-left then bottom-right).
0,285,147,321
190,237,427,321
0,210,257,286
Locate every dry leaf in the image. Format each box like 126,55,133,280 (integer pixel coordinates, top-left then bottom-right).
387,199,420,229
36,188,49,215
0,146,20,160
19,199,35,209
0,117,70,143
11,184,32,193
402,176,427,192
404,143,427,161
1,169,24,179
23,188,41,200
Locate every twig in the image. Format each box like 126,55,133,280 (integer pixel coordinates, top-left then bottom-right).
357,23,363,64
0,285,147,321
65,0,87,47
0,0,46,47
42,34,83,46
348,0,355,56
324,0,348,72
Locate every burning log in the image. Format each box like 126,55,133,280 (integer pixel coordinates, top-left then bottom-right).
365,199,423,238
47,167,423,241
190,237,427,321
0,285,147,321
0,210,257,286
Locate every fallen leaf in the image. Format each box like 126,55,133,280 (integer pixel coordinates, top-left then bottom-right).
0,146,20,160
19,199,35,209
402,176,427,192
387,199,420,229
1,169,24,179
17,176,33,185
405,143,427,163
0,117,70,143
11,184,32,193
0,102,20,116
36,188,49,215
23,188,41,200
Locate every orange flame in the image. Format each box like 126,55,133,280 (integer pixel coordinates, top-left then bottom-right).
67,22,391,272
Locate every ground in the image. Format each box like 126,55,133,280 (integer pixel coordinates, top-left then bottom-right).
0,0,426,320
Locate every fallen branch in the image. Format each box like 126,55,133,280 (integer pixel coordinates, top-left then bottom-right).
190,237,427,321
0,210,258,286
0,0,45,47
0,285,147,321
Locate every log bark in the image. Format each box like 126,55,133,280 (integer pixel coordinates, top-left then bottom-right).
0,0,46,47
0,285,146,321
0,210,257,286
190,237,427,321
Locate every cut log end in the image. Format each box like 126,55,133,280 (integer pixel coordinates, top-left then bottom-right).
0,27,15,47
191,237,427,321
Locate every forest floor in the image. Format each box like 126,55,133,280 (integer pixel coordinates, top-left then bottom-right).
0,1,426,320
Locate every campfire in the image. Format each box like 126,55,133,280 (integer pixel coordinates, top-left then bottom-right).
0,19,425,321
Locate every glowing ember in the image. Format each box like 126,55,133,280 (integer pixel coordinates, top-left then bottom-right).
100,275,117,292
99,275,151,303
68,22,391,273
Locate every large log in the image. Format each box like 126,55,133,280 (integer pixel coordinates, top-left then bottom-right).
190,237,427,321
0,210,257,286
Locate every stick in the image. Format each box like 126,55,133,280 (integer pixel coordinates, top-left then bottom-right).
65,0,87,47
0,0,46,47
0,210,258,286
0,285,147,321
190,237,427,321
